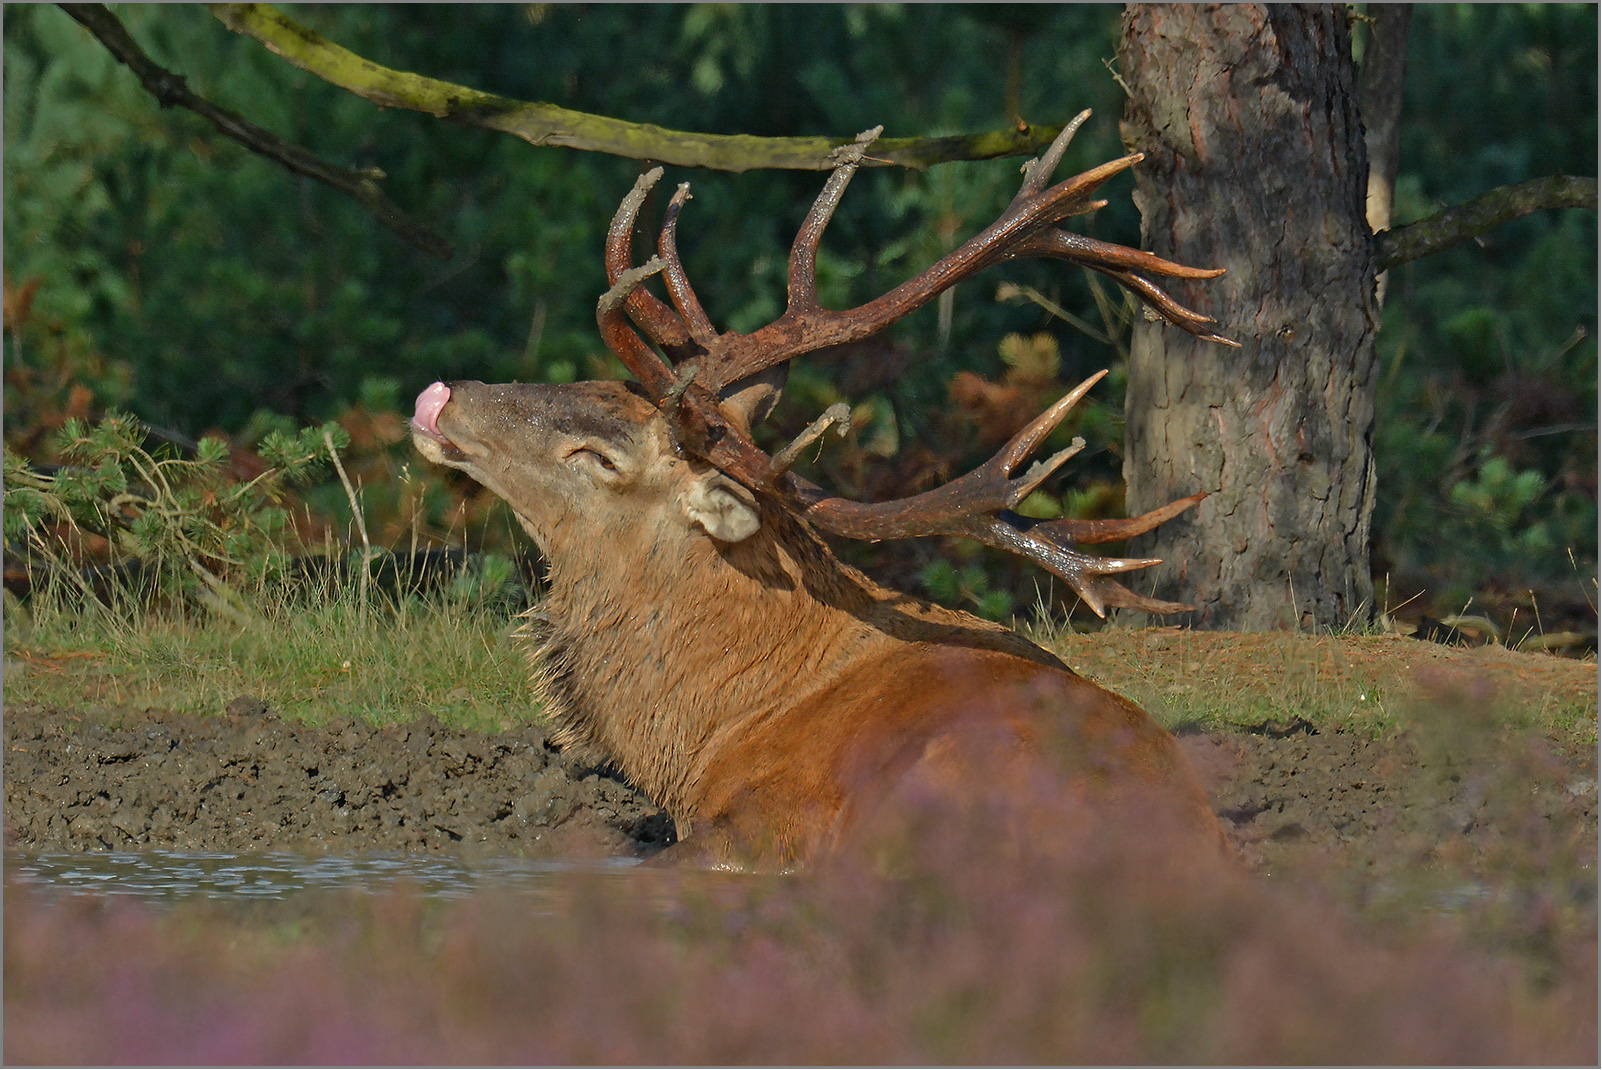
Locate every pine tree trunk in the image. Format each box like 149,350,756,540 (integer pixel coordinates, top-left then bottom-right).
1116,4,1380,632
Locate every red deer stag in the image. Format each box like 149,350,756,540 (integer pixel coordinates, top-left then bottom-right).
412,113,1236,871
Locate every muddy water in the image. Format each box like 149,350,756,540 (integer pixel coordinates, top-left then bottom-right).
4,850,642,904
2,849,1499,921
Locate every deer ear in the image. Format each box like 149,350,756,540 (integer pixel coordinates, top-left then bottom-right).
682,470,761,543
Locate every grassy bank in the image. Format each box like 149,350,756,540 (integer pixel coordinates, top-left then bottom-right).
6,574,1596,748
1037,621,1598,747
3,567,538,732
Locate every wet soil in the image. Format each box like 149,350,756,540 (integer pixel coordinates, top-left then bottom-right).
5,691,1596,891
1186,726,1597,886
3,702,674,859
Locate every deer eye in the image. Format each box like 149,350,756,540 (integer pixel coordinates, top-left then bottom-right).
566,446,618,473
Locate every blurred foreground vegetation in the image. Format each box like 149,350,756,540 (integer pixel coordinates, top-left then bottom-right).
6,767,1597,1064
3,4,1596,637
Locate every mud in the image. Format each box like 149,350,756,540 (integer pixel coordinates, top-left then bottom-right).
1188,726,1597,885
3,702,673,859
4,698,1597,886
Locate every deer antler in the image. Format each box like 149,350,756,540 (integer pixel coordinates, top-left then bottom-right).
596,111,1235,616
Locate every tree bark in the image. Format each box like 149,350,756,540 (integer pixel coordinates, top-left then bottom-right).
1116,4,1379,632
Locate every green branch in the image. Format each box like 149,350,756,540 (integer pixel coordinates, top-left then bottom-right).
207,3,1067,173
61,3,454,260
1374,175,1597,272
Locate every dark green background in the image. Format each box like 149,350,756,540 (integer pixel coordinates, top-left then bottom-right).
5,4,1596,620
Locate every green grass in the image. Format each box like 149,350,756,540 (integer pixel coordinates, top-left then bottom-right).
6,564,1595,749
3,568,540,731
1026,614,1599,748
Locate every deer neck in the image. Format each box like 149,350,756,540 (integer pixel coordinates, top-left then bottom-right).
521,502,896,816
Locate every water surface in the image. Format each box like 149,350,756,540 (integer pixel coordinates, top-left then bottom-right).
4,849,641,905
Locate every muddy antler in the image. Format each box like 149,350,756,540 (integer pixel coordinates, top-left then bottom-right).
596,111,1235,616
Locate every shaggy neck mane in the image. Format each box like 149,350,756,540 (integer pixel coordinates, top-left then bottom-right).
519,498,1057,818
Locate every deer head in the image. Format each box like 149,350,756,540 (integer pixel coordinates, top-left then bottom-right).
412,379,763,564
595,111,1233,613
416,110,1233,615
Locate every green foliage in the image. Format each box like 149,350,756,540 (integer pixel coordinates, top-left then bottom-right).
442,551,525,614
4,411,338,611
1372,4,1598,614
920,557,1014,622
2,5,1130,437
2,4,1595,630
1450,457,1545,538
1437,455,1590,581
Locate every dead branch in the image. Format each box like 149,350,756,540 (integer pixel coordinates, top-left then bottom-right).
60,3,454,260
1374,175,1597,272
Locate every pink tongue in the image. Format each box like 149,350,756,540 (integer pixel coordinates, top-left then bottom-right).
412,381,451,440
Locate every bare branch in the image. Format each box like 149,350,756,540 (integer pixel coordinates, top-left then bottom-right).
1374,175,1597,272
207,3,1071,173
61,2,453,260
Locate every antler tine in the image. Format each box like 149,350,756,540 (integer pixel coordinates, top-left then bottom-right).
768,402,852,477
985,516,1195,617
604,167,700,362
597,168,687,399
1019,230,1226,280
597,255,677,399
604,166,663,285
1010,150,1146,224
1048,492,1208,545
1009,230,1239,345
792,369,1100,536
995,369,1107,477
624,113,1235,406
597,168,791,483
701,147,1158,393
658,183,719,346
1102,269,1242,346
1013,107,1092,204
789,365,1207,616
1010,437,1087,506
789,126,884,316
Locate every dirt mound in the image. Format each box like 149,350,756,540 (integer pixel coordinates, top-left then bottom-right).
3,702,673,858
